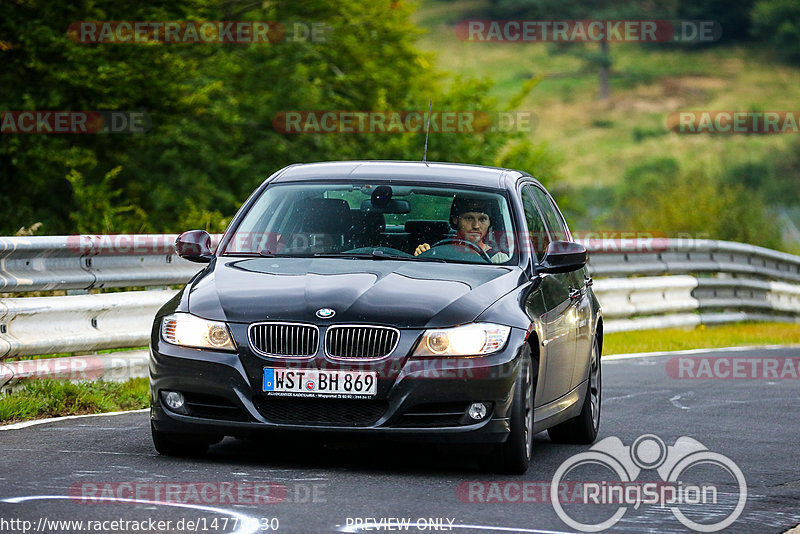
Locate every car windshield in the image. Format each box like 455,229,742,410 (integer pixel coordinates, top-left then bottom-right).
221,182,517,264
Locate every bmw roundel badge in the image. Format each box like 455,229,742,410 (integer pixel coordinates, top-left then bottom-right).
315,308,336,319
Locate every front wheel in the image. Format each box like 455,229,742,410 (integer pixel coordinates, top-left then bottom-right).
151,423,218,457
548,336,601,444
484,345,535,474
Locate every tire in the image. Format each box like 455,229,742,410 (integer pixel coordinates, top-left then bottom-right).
484,345,535,474
151,422,217,457
548,336,601,444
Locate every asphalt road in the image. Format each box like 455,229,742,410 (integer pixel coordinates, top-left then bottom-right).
1,347,799,534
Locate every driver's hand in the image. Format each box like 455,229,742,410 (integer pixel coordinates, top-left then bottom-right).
414,243,431,256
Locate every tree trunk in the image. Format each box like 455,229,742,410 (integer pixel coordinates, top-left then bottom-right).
598,39,611,100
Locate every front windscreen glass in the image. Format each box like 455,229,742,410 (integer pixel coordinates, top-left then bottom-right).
221,182,517,265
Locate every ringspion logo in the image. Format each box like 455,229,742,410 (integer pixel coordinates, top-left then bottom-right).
551,434,747,532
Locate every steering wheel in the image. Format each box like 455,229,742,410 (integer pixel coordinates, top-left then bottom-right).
429,238,492,263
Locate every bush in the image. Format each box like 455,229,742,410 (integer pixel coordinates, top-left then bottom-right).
752,0,800,64
614,157,783,249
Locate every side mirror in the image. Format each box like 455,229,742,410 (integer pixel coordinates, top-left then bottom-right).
537,241,587,274
175,230,214,263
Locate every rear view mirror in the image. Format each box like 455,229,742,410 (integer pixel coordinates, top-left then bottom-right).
537,241,587,274
360,199,411,214
175,230,214,263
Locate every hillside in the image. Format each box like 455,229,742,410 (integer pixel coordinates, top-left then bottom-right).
413,0,800,252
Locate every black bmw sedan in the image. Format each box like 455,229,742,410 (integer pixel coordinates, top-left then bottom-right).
149,160,603,473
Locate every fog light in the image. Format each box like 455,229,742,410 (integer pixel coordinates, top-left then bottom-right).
163,391,186,412
467,402,488,421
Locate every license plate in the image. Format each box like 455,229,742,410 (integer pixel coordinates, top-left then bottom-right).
263,368,377,397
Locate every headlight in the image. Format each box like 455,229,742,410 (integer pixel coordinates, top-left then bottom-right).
413,323,511,357
161,313,236,351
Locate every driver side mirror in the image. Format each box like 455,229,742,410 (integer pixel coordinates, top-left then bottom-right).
175,230,214,263
537,241,587,274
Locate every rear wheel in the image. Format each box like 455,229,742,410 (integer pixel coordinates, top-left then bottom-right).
151,423,219,457
484,345,535,474
548,336,601,444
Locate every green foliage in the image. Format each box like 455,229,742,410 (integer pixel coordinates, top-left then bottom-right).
67,166,149,233
0,0,212,234
720,142,800,208
613,157,783,249
752,0,800,64
0,378,149,423
675,0,756,43
632,126,668,143
175,202,231,234
2,0,553,235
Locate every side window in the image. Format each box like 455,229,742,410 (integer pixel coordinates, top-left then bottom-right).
529,186,569,242
520,186,549,261
529,185,585,284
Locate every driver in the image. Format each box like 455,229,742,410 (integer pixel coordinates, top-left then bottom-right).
414,196,510,263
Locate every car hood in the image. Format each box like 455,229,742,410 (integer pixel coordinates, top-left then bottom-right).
188,257,524,328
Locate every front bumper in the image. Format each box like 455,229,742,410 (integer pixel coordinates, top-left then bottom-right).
149,326,528,444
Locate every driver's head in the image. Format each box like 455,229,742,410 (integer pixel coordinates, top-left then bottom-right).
450,196,491,245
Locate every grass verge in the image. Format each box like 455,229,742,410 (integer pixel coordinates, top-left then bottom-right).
0,378,149,425
604,322,800,355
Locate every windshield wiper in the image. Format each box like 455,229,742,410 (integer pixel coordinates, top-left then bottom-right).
313,251,446,262
222,249,279,257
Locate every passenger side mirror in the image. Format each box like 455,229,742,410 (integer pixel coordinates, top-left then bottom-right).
537,241,587,274
175,230,214,263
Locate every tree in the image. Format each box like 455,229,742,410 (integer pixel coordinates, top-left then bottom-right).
1,0,557,234
752,0,800,64
471,0,674,100
0,0,213,234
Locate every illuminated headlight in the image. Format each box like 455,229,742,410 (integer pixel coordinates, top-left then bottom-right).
161,313,236,351
413,323,511,357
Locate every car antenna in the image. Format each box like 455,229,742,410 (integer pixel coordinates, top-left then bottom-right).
422,99,432,167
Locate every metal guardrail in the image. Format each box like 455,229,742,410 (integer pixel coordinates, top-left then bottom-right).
0,234,215,292
0,235,798,388
0,290,176,358
581,237,800,283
